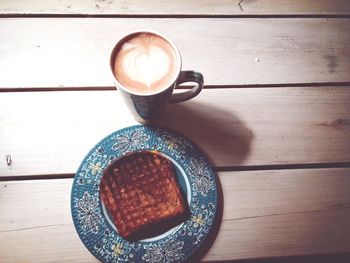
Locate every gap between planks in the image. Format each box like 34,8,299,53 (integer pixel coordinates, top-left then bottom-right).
2,82,350,92
1,162,350,182
1,14,350,18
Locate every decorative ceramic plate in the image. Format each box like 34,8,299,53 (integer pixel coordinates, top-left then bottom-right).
71,125,217,263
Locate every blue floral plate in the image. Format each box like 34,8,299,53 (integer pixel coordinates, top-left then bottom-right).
71,125,218,262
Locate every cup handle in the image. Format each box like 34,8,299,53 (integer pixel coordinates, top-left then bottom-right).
170,70,204,103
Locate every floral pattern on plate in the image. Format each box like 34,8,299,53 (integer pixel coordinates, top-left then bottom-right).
71,125,218,262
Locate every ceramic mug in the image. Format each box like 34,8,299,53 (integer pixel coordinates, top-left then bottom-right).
110,30,204,123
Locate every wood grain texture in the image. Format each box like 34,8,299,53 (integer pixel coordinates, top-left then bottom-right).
1,87,350,177
1,168,350,262
1,0,350,16
0,18,349,89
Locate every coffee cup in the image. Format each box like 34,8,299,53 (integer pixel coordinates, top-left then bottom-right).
110,30,203,123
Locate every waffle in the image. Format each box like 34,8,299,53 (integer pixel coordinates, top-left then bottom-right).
99,150,187,240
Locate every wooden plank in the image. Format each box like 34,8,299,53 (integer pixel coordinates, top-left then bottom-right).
1,168,350,262
1,0,350,16
0,18,349,89
1,87,350,177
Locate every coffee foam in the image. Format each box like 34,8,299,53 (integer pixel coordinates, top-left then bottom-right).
113,33,178,94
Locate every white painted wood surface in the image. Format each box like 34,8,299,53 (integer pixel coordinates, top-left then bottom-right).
1,0,350,261
1,0,350,15
0,18,349,89
1,168,350,262
1,87,350,177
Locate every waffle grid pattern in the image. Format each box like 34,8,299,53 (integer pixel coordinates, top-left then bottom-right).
100,151,185,238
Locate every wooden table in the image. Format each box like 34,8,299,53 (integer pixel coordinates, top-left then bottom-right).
1,1,350,262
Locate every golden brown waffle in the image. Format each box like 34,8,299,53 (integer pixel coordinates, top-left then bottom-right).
100,150,186,240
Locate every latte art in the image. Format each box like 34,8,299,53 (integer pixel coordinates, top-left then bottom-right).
122,45,170,86
113,33,178,94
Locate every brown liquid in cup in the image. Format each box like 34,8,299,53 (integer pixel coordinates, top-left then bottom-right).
113,32,178,94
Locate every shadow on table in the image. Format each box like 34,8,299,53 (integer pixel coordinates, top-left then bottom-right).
152,101,254,167
151,100,253,262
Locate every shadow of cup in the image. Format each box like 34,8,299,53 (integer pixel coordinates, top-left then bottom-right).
151,100,254,261
152,100,254,167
